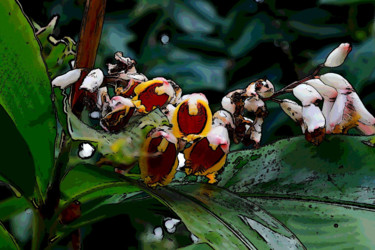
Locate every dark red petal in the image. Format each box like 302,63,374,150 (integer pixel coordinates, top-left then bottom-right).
177,102,207,135
188,138,224,174
145,137,177,184
138,83,169,112
101,107,135,132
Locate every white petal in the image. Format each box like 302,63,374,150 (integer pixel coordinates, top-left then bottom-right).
163,104,176,123
90,111,100,119
191,233,199,243
52,69,82,89
357,123,375,135
207,125,230,153
350,92,375,125
293,84,322,106
305,79,337,100
303,104,325,132
177,153,185,170
244,98,265,113
324,43,351,68
164,218,181,233
221,96,235,114
280,99,303,122
78,143,95,159
153,227,163,241
319,73,352,92
80,69,104,93
328,94,346,129
213,110,235,129
256,79,274,98
110,96,134,110
245,83,258,97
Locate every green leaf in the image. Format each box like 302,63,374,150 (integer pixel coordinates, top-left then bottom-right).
138,182,305,249
34,17,76,134
249,197,375,249
0,222,19,250
0,197,30,221
179,243,213,250
60,164,141,206
220,135,375,207
0,0,56,199
173,184,305,249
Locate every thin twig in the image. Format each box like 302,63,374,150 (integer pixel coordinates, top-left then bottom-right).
263,64,324,101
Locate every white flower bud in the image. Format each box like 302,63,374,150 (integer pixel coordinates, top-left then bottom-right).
80,69,104,93
221,96,235,114
244,97,265,113
324,43,351,68
293,84,322,106
213,110,235,129
280,99,306,133
256,79,274,98
51,69,82,89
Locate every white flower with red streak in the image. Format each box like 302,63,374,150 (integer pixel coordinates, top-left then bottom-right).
324,43,352,68
319,73,375,135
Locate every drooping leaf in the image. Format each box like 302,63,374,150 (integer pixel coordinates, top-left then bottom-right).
220,135,375,207
135,182,305,249
60,164,141,206
34,16,76,133
248,197,375,249
0,222,19,250
172,184,305,249
0,0,56,200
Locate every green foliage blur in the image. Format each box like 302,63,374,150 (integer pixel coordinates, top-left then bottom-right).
20,0,375,148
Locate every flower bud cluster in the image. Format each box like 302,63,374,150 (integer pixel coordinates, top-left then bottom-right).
53,52,231,186
221,79,274,148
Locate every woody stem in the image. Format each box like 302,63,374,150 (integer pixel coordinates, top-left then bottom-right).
70,0,107,117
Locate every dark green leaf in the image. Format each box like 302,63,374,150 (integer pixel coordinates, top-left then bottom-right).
0,222,19,250
249,197,375,249
60,164,141,205
0,0,56,199
220,135,375,207
172,184,305,249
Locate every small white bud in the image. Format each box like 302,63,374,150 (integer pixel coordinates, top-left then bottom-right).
324,43,351,68
51,69,82,89
80,69,104,93
256,79,274,98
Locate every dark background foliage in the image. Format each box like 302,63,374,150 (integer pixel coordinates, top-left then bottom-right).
18,0,375,148
2,0,375,248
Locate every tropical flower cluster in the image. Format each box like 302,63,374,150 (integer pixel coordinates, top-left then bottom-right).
52,42,375,186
